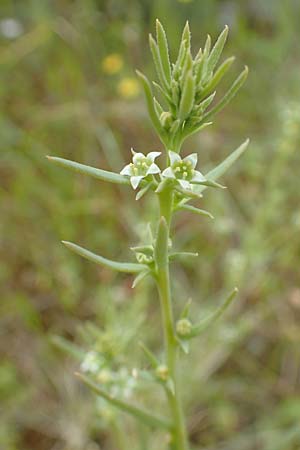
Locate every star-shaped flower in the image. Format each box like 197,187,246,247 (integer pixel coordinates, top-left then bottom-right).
161,151,206,190
120,149,161,189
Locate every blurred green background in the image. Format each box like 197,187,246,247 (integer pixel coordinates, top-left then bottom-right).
1,0,300,449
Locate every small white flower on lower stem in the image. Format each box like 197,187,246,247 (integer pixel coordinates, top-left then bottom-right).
162,151,206,190
120,149,161,189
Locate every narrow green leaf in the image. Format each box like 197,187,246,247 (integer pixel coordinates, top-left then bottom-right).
182,121,212,139
47,156,129,185
195,92,216,114
199,56,235,99
181,21,191,52
173,39,187,80
181,50,193,83
175,185,203,199
77,373,172,430
156,19,171,84
195,139,249,194
180,298,192,319
177,338,190,354
136,70,165,139
201,66,249,122
62,241,146,273
204,34,211,55
177,204,214,219
153,97,164,117
179,71,195,121
192,179,226,189
207,26,228,74
169,252,199,261
139,341,159,368
51,335,85,360
154,217,168,269
166,378,175,395
135,183,153,201
132,270,150,288
149,34,168,90
190,287,238,337
197,35,211,84
153,81,174,110
173,22,190,79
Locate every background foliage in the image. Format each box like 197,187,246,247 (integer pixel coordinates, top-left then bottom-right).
1,0,300,449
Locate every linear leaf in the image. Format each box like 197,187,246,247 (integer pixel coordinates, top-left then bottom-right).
179,71,195,121
51,335,85,360
136,70,165,139
154,217,168,269
77,373,172,430
177,204,214,219
190,287,238,337
169,252,199,261
195,139,249,194
199,56,235,99
62,241,146,273
156,19,171,84
207,26,228,74
132,270,150,288
47,156,129,185
202,66,249,122
139,341,159,368
149,34,168,90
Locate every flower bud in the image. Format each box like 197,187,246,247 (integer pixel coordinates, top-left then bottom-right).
160,111,173,129
176,318,192,337
155,364,169,381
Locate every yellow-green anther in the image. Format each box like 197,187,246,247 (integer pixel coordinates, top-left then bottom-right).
179,71,195,121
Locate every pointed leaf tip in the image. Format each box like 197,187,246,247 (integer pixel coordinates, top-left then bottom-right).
62,240,146,273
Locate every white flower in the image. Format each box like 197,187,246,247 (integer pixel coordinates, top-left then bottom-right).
120,149,161,189
80,351,102,374
161,151,206,190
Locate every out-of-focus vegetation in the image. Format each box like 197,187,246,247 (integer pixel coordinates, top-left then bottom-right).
1,1,300,449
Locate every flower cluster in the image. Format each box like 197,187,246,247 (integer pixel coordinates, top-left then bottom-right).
120,149,207,191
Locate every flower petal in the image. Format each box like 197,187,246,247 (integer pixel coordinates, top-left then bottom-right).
162,167,175,179
120,164,132,176
192,170,206,182
179,179,191,189
147,163,161,175
147,151,161,162
184,153,198,169
130,176,143,189
132,152,145,164
168,151,181,166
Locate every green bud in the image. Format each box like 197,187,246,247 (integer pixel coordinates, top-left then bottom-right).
176,318,192,337
179,71,195,122
155,365,169,381
160,111,174,129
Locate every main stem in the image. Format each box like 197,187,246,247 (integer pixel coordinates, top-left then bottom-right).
155,187,189,450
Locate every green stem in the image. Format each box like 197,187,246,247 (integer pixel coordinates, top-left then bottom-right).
155,187,189,450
